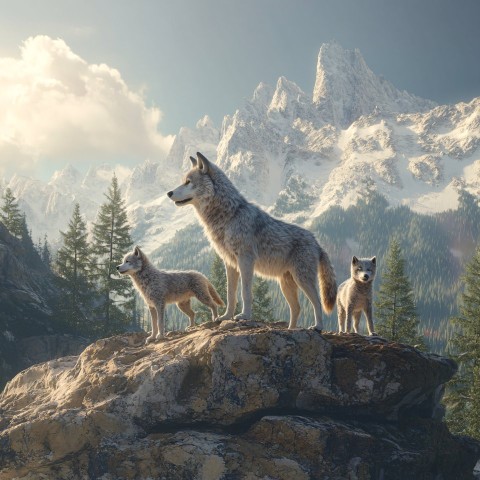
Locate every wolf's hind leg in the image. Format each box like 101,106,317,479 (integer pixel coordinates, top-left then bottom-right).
193,288,219,322
217,264,239,321
177,300,196,328
280,272,300,329
294,268,323,332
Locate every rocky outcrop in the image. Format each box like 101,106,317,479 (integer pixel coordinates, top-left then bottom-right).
0,321,477,479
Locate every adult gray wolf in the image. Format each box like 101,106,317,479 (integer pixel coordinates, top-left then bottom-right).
167,152,337,332
337,256,377,335
117,246,224,344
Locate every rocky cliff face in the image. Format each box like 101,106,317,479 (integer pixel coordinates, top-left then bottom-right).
0,321,477,479
0,223,88,387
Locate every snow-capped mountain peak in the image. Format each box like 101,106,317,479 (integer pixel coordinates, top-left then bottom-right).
268,76,310,123
48,164,82,192
313,42,437,127
2,42,479,254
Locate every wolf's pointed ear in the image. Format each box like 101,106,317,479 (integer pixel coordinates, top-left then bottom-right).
352,256,359,265
371,256,376,265
134,245,142,258
197,152,210,174
190,156,197,167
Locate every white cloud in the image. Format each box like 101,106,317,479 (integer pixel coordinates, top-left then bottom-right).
0,35,174,178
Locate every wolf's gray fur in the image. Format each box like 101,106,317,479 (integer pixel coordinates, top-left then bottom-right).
167,152,337,331
117,246,224,344
337,256,377,335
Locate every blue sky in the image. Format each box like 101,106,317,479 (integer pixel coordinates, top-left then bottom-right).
0,0,479,179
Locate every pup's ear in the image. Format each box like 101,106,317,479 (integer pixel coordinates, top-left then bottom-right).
134,245,142,258
190,156,197,167
352,256,359,265
197,152,210,174
371,256,376,265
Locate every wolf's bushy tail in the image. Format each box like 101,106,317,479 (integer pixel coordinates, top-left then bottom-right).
318,248,337,314
208,283,225,306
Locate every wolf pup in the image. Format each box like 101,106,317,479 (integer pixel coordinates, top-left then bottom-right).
337,256,377,335
167,152,337,332
117,246,224,344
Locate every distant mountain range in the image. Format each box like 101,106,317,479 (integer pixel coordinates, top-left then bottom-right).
2,42,479,251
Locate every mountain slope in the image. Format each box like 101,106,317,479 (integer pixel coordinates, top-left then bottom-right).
0,223,88,387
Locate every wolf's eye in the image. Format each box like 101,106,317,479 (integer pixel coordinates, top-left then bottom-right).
185,179,191,185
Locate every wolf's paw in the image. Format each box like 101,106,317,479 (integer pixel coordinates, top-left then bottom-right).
234,313,252,321
165,331,175,337
216,313,234,321
369,332,378,336
155,333,165,342
308,325,323,333
145,335,156,345
186,325,196,331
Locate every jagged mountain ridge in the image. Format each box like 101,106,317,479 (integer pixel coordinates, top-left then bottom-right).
1,43,479,252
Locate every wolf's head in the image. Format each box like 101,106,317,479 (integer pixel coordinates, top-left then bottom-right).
351,256,376,284
117,246,146,275
167,152,216,207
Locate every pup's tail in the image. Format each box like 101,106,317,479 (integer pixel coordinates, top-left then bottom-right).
208,283,225,306
318,247,337,314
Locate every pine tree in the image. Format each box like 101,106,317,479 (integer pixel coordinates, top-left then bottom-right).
41,234,52,269
252,277,275,322
445,245,480,439
55,203,96,334
20,214,35,252
92,174,134,335
374,238,425,348
196,253,228,323
0,188,23,237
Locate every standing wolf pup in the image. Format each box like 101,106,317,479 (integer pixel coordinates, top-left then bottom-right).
117,246,224,344
167,152,337,332
337,256,377,335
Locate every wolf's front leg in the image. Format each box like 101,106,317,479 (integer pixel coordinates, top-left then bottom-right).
365,303,377,336
345,306,354,333
145,306,158,344
337,305,346,333
155,302,166,341
234,255,254,321
217,264,239,321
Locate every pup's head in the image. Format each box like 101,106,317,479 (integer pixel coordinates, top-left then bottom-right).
351,256,376,283
167,152,215,207
117,246,146,275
